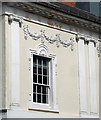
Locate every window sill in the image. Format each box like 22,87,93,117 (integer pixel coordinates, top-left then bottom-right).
29,102,59,113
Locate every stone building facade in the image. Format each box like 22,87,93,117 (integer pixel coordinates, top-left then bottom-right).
0,2,101,119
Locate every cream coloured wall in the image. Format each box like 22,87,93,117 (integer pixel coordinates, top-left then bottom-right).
5,13,99,117
19,21,79,116
84,41,99,115
84,42,90,115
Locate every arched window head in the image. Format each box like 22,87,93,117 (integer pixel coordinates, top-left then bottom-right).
36,44,49,57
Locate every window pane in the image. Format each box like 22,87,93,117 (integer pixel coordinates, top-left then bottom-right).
33,65,37,73
37,85,41,93
38,65,42,74
33,84,36,92
42,95,46,103
33,74,37,83
38,75,42,84
43,67,47,75
38,58,42,65
43,59,47,67
46,87,48,94
42,86,48,94
43,76,48,85
42,86,46,94
33,56,37,64
33,93,36,102
37,94,41,103
46,95,48,104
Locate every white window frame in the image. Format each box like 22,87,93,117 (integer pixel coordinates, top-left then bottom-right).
29,44,59,112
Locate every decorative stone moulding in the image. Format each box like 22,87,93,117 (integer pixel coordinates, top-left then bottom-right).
97,39,101,57
23,25,74,51
77,33,97,44
77,33,101,57
97,45,101,57
8,14,23,25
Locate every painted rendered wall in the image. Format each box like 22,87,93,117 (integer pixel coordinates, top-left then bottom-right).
5,15,11,109
19,21,79,117
84,41,99,116
4,6,100,118
0,15,6,110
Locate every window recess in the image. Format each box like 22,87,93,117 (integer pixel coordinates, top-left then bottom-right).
29,44,59,112
33,55,50,104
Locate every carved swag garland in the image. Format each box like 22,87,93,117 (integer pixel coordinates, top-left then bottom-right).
23,25,74,51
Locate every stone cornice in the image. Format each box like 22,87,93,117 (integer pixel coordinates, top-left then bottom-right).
8,14,23,25
77,33,98,44
76,34,85,41
77,33,101,57
6,2,101,34
36,2,101,24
